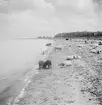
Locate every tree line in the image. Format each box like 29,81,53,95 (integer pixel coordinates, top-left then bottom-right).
54,31,102,39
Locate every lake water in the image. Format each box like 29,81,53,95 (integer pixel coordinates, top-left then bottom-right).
0,39,52,98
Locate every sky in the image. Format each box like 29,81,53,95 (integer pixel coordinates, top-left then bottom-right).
0,0,102,38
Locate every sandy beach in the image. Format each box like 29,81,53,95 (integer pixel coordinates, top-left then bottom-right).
1,0,102,104
2,39,102,105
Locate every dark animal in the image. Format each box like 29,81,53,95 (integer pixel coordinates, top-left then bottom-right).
38,60,45,70
43,60,52,69
85,40,88,44
46,43,51,46
66,39,69,40
54,47,62,52
38,60,52,70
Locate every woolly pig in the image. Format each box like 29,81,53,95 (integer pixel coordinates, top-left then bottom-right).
38,60,45,70
43,60,52,69
38,60,52,69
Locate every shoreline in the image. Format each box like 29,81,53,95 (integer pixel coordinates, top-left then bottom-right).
0,40,54,105
12,43,54,105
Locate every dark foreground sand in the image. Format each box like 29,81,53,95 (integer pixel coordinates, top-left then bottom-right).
1,39,102,105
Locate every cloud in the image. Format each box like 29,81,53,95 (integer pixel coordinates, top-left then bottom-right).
0,13,8,39
56,0,77,7
92,0,102,30
8,10,64,38
92,0,102,13
0,0,102,39
8,11,49,38
8,0,55,14
48,0,102,31
0,0,57,38
8,0,32,13
0,0,55,14
0,0,8,13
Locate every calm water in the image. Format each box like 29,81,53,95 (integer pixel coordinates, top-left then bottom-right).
0,39,51,94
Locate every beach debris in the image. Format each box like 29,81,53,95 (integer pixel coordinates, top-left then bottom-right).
58,60,72,68
38,60,52,70
90,40,95,44
85,40,88,44
66,55,81,60
90,43,98,49
73,55,81,59
98,57,102,60
98,41,102,45
66,38,69,40
41,47,48,55
46,43,52,46
66,55,74,60
69,45,71,47
54,45,63,52
77,44,84,47
54,47,62,52
89,49,101,54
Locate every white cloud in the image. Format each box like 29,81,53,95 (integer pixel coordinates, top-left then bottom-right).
0,0,8,13
8,0,55,14
57,0,77,7
0,0,57,38
53,0,102,31
8,10,63,38
0,0,102,39
0,13,8,39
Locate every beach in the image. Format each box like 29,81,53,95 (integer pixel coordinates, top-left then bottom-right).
1,39,102,105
